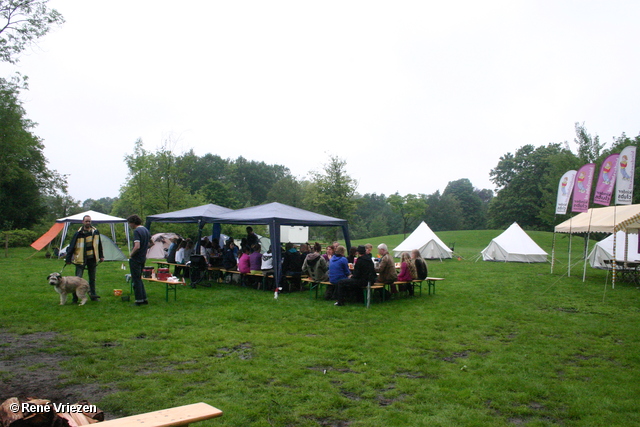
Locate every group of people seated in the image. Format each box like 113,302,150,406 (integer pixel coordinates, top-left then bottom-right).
220,228,274,281
164,235,224,278
163,227,429,303
327,243,428,306
279,240,428,306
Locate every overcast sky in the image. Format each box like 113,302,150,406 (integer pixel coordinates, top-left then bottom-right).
2,0,640,203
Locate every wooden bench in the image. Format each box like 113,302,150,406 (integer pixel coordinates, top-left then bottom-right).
302,278,332,299
426,277,444,295
98,402,222,427
390,280,425,297
141,277,183,302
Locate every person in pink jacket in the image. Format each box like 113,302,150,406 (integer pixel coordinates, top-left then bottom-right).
238,247,251,274
396,252,417,292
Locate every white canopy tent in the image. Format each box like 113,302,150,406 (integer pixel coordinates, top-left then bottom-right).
392,221,452,260
56,210,131,255
481,222,548,263
553,204,640,286
554,204,640,234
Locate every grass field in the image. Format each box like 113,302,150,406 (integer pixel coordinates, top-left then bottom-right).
1,230,639,426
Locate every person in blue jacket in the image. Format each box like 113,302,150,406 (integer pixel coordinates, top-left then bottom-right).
327,245,350,300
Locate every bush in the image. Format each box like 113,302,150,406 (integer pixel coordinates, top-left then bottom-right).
1,229,40,247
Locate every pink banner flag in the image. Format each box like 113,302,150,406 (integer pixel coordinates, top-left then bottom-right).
571,163,596,213
615,146,636,205
555,170,577,215
593,154,619,206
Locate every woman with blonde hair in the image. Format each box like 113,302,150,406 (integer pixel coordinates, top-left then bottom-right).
397,252,417,282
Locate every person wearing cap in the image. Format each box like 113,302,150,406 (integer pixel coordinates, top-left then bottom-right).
376,243,398,293
334,245,376,306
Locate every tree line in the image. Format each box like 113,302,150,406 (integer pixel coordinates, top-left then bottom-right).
4,2,640,242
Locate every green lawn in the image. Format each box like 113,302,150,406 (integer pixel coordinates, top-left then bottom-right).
1,230,639,426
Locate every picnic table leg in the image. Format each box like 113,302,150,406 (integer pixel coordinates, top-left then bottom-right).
366,283,371,308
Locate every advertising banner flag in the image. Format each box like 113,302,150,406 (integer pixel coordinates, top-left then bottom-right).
555,170,577,215
571,163,596,213
615,146,636,205
593,154,619,206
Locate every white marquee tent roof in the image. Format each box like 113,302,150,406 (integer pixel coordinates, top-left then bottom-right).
554,204,640,234
57,210,130,254
392,221,452,260
481,222,548,263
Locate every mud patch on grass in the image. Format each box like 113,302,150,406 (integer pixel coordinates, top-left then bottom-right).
555,306,580,313
340,390,361,401
441,351,470,363
215,342,253,360
303,416,352,427
0,330,117,410
394,371,439,380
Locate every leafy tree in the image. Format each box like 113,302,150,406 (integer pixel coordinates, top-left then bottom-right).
199,179,242,209
423,191,464,231
82,197,116,214
351,193,400,239
306,155,357,220
388,192,428,237
306,156,358,240
266,176,307,208
442,178,485,229
0,0,64,64
232,156,291,205
113,139,201,218
44,193,80,219
175,151,231,195
574,122,604,163
0,75,67,228
488,143,575,230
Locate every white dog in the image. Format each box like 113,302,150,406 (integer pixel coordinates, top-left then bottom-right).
48,273,90,306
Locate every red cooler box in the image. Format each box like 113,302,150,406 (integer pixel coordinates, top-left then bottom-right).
157,268,170,280
142,267,154,278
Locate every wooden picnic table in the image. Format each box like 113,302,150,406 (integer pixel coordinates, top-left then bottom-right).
141,277,183,302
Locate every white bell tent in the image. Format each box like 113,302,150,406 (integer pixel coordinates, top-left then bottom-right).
392,221,452,260
481,222,548,263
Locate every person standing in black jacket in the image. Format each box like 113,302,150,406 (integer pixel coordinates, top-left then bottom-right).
65,215,104,301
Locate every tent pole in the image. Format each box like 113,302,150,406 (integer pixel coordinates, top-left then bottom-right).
272,221,282,289
551,232,556,274
612,207,618,289
582,232,590,282
568,233,572,277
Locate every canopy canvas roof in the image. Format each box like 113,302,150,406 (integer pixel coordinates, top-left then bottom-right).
144,204,234,229
554,204,640,234
32,210,130,254
481,222,548,263
392,221,452,260
213,202,351,285
145,204,234,246
588,231,640,269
